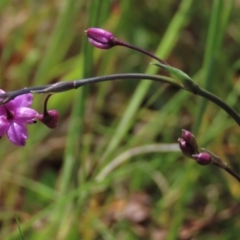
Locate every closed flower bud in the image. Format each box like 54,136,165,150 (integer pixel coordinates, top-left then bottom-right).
181,129,198,151
85,28,115,49
178,138,198,159
192,152,212,166
37,95,59,129
178,129,199,159
37,110,59,129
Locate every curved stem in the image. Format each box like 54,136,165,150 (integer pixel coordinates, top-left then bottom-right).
43,94,52,116
0,73,179,104
96,143,180,181
0,72,239,183
113,38,169,65
202,148,240,183
0,73,240,127
39,74,179,93
195,87,240,126
224,166,240,183
213,163,240,183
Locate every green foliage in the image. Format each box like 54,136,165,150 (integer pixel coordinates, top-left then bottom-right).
0,0,240,239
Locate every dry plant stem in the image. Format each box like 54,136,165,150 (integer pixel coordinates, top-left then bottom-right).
96,143,180,181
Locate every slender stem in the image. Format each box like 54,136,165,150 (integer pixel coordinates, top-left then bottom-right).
15,217,26,240
0,85,51,104
0,73,179,104
224,166,240,183
96,143,180,181
73,73,177,88
195,87,240,126
0,72,239,183
43,94,52,116
213,163,240,183
113,38,169,65
0,73,240,128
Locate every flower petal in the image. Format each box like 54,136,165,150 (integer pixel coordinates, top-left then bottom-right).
0,116,10,136
14,107,38,122
7,122,28,146
0,89,6,116
0,105,6,116
7,93,33,110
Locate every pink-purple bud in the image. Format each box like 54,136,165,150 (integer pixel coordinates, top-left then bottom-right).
37,95,59,129
178,138,197,158
85,28,115,49
192,152,212,166
181,129,198,148
178,129,199,158
37,110,59,129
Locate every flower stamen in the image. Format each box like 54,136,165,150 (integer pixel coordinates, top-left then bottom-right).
4,106,14,120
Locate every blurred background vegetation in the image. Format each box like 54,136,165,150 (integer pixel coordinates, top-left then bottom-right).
0,0,240,239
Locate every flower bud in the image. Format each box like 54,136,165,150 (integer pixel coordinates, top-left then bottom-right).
37,95,59,129
85,28,115,49
178,138,198,158
192,152,212,166
37,110,59,129
181,129,198,149
178,129,199,158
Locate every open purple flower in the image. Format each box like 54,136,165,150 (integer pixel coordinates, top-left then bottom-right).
0,90,38,146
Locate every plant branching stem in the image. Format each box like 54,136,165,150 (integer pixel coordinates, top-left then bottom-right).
0,74,178,103
0,73,239,182
0,73,239,126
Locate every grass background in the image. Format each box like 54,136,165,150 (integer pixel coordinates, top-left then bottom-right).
0,0,240,239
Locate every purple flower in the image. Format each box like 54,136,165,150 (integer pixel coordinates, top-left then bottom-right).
0,90,38,146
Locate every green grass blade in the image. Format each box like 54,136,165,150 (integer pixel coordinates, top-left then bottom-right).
193,0,226,133
33,0,83,84
15,217,26,240
167,1,232,239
